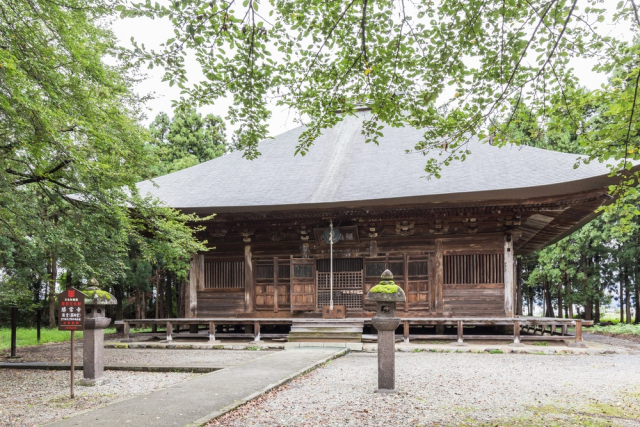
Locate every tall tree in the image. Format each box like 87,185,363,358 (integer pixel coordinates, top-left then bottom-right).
123,0,640,190
149,108,228,176
0,0,209,325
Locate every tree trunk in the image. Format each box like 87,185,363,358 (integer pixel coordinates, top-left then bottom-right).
516,259,523,315
165,273,173,318
557,282,563,319
141,291,147,319
134,291,141,319
47,254,58,328
621,263,625,323
625,272,632,324
178,279,186,318
543,280,554,318
158,274,164,318
113,282,124,332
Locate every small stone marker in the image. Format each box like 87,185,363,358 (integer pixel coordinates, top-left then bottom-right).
78,279,117,386
365,269,406,393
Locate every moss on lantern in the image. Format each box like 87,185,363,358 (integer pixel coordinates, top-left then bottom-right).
369,281,400,294
84,289,112,300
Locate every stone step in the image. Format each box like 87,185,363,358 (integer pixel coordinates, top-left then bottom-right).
290,326,363,333
288,320,364,343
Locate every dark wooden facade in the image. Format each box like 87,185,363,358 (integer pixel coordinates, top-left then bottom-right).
185,188,610,320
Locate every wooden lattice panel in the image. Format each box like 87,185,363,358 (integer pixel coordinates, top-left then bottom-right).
443,254,504,285
204,260,245,289
317,271,363,289
317,290,363,309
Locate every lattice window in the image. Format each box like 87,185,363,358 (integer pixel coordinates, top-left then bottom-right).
365,262,385,277
443,254,504,284
409,261,428,277
293,264,313,278
204,260,245,289
256,264,274,280
317,290,363,309
388,261,404,278
317,271,363,289
316,258,363,272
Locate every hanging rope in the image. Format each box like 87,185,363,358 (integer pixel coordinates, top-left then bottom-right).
329,220,334,311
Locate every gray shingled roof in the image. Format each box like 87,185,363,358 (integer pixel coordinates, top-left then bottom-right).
137,111,618,213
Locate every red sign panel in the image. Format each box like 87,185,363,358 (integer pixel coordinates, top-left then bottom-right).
58,288,85,331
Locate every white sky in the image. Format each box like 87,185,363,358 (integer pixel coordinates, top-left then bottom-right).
110,0,633,139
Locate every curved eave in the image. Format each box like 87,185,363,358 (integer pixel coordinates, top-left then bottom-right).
172,171,623,215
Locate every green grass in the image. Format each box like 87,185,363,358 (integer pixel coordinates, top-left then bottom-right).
533,341,549,346
0,327,116,350
586,323,640,336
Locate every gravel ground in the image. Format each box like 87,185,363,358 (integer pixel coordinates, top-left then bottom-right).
0,369,199,427
1,340,272,365
585,332,640,351
0,346,272,426
210,352,640,427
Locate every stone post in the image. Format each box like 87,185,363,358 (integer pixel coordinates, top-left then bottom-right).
79,280,117,386
365,270,406,394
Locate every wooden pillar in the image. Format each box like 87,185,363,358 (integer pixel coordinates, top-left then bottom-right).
504,234,515,317
434,239,444,313
166,321,173,342
245,245,254,313
188,254,198,318
209,322,217,342
273,257,279,313
403,321,409,344
513,320,521,345
575,320,583,342
124,321,130,340
253,321,261,343
403,254,409,312
457,320,464,344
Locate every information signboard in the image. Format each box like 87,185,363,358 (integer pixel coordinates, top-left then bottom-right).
58,288,85,331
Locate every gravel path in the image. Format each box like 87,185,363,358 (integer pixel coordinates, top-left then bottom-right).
210,352,640,426
0,369,199,427
584,332,640,352
0,347,272,426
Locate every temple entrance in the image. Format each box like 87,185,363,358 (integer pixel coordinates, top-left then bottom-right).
316,258,364,310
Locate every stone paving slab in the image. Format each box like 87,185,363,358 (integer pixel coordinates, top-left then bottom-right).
104,341,285,350
44,347,347,427
0,362,221,373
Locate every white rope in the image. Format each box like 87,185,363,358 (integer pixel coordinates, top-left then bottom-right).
329,220,334,311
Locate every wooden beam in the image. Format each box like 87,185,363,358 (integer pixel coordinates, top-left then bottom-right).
245,245,254,313
434,239,444,313
198,254,205,291
504,234,515,317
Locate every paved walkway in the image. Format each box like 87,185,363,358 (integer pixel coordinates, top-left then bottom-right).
0,362,221,373
45,347,347,427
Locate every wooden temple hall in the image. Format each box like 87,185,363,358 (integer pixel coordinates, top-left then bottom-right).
131,111,621,344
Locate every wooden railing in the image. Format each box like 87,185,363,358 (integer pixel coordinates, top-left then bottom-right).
115,316,591,346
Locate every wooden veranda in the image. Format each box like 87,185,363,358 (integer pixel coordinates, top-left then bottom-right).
117,316,592,345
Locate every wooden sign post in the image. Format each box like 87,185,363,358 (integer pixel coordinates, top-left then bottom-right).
57,288,85,399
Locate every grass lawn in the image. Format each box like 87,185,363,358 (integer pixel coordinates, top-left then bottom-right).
586,322,640,336
0,327,117,350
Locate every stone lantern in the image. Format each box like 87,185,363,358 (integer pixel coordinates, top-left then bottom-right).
80,279,116,385
365,269,406,393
